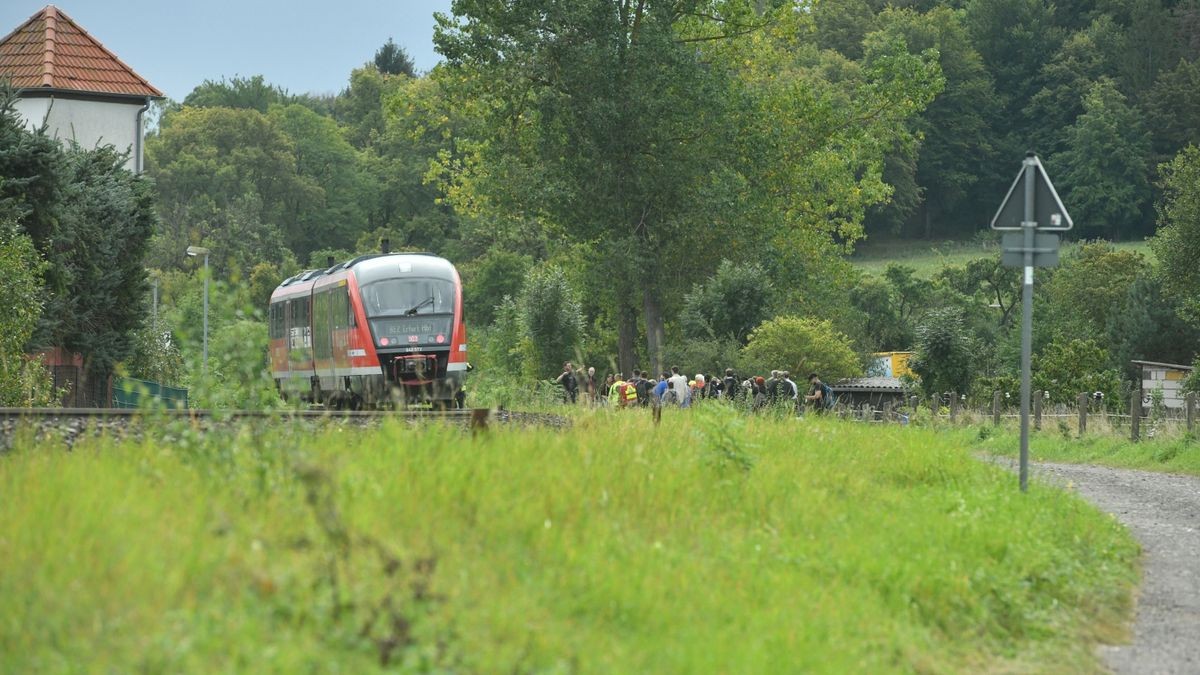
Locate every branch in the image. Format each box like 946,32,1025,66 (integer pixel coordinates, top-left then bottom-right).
676,26,764,43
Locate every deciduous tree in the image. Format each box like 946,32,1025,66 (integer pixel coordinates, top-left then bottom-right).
1052,79,1153,238
1151,145,1200,327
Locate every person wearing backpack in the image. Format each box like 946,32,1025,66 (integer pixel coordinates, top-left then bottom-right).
722,368,740,402
653,372,670,404
804,373,834,414
635,370,653,407
667,366,689,407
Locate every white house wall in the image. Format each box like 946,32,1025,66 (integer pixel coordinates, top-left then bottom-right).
15,96,142,172
13,97,51,130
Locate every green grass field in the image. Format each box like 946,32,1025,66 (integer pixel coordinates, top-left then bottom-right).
1,412,1138,673
975,425,1200,476
850,237,1154,278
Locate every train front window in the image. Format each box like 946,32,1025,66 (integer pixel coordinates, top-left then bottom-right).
362,278,455,317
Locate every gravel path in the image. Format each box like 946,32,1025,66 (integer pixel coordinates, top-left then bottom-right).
992,457,1200,673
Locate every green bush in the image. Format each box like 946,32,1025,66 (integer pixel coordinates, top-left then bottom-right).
741,316,862,381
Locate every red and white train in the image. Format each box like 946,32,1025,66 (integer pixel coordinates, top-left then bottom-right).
268,252,468,407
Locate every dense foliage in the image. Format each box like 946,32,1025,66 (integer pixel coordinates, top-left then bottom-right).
0,88,156,390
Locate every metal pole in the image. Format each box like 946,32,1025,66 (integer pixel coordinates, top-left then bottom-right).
202,253,209,373
1019,153,1036,493
152,276,158,335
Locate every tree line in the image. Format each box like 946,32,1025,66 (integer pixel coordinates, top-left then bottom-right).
4,0,1199,406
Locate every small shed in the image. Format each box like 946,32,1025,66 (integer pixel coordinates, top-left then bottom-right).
1131,360,1194,410
831,376,907,410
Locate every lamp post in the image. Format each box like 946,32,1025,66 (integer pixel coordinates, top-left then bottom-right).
186,246,210,372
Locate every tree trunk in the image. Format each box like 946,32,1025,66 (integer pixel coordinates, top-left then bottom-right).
643,286,665,376
617,302,637,378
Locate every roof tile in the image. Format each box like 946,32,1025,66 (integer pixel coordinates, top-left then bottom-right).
0,5,163,98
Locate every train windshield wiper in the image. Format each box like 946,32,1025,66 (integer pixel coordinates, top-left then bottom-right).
403,296,435,316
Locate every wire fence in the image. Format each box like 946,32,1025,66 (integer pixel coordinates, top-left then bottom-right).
837,390,1198,441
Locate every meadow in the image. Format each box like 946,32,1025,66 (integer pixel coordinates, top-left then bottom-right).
850,237,1153,278
0,411,1139,673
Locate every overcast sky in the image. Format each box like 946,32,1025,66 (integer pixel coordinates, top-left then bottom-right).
1,0,454,100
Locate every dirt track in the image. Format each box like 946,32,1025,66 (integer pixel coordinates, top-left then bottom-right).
994,457,1200,673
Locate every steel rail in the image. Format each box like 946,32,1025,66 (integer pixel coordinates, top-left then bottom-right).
0,407,477,419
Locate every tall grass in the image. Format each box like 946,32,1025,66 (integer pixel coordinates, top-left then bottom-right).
975,424,1200,476
1,411,1137,672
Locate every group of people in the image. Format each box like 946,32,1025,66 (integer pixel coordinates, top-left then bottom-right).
554,362,835,413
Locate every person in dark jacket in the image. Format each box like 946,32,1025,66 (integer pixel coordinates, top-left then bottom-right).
555,361,578,403
722,368,740,402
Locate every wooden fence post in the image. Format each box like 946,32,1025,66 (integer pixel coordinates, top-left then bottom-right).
1033,391,1043,431
949,391,959,423
1077,392,1088,436
930,397,939,419
1187,392,1196,434
1130,391,1141,442
470,407,490,435
992,390,1002,426
910,395,919,412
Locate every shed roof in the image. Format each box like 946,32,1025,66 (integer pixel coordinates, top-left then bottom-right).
1131,360,1194,372
0,5,162,98
831,376,906,393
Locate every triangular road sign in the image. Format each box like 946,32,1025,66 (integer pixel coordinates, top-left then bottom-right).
991,154,1073,231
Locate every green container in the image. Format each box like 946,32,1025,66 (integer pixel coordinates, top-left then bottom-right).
114,377,189,409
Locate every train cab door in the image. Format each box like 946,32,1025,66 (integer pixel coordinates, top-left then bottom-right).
331,282,351,379
314,288,336,391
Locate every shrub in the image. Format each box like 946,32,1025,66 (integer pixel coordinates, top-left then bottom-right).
741,316,862,381
1033,338,1122,407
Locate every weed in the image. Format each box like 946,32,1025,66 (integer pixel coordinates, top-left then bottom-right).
692,405,756,472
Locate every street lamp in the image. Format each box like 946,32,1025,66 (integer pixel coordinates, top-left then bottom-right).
186,246,210,372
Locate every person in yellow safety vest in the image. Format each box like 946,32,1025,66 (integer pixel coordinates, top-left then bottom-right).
622,379,638,406
609,378,625,406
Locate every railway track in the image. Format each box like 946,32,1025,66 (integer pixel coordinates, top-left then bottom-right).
0,407,568,450
0,407,479,420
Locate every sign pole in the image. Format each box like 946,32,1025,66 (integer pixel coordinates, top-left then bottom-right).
993,151,1070,492
1019,154,1035,493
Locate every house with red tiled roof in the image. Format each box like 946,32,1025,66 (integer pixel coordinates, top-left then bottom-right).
0,5,163,173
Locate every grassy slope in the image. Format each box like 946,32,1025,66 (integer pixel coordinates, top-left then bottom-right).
1,413,1138,673
975,425,1200,476
851,238,1153,278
